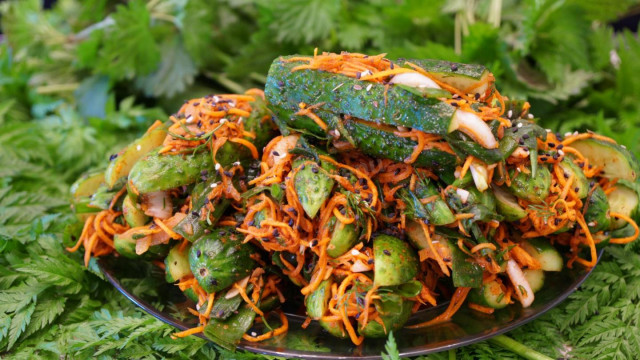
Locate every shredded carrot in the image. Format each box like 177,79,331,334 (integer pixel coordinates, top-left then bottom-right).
234,283,264,317
406,287,471,328
171,326,204,339
609,212,640,244
470,243,497,253
468,302,495,314
459,155,474,180
154,218,182,240
242,311,288,342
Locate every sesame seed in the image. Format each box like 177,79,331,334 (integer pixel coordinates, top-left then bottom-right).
219,118,227,124
354,84,363,90
517,123,523,128
210,183,218,188
186,115,194,123
366,84,373,92
507,110,513,119
351,249,360,256
528,114,534,119
383,249,391,256
215,163,221,171
233,161,241,166
136,144,142,151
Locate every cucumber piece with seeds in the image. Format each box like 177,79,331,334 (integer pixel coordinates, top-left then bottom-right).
122,194,149,227
165,243,192,283
508,166,551,204
607,183,640,229
373,235,418,287
105,123,168,188
189,228,256,293
571,138,639,182
327,218,359,258
293,158,335,219
520,238,563,272
584,185,611,232
523,269,545,293
468,279,509,309
493,185,527,221
558,158,589,198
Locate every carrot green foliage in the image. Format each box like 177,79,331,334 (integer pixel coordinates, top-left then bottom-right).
1,0,640,359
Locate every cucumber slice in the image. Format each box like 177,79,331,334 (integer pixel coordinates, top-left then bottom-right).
373,235,418,286
523,269,544,293
520,238,563,272
583,186,611,232
70,170,105,198
293,158,335,219
327,219,359,258
508,166,551,204
558,158,589,199
468,280,509,309
407,58,495,99
165,243,192,283
493,185,527,221
571,138,639,182
607,184,640,229
305,279,332,320
122,195,149,227
129,151,214,195
105,123,168,188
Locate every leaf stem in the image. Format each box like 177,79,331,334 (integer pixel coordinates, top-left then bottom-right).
204,72,245,94
448,348,456,360
36,83,80,94
488,335,553,360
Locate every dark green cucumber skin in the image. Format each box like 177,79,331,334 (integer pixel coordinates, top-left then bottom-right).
508,166,551,204
209,285,253,320
129,98,274,195
266,56,455,135
342,118,458,173
129,151,214,194
358,294,413,338
164,243,192,283
293,159,335,219
447,239,483,288
414,178,456,225
189,227,256,293
559,159,589,199
407,59,489,80
584,186,611,232
373,235,418,287
270,101,459,173
305,280,332,319
203,305,256,350
446,128,519,165
327,219,359,258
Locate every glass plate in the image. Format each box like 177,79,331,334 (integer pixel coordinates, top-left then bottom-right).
98,251,600,359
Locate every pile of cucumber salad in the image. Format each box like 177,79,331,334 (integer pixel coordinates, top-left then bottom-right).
68,51,640,347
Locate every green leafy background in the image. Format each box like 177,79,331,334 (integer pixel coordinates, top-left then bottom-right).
1,0,640,358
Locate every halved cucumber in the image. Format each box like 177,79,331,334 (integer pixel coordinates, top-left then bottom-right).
104,122,168,188
122,195,149,228
165,243,192,283
520,238,563,272
468,279,509,309
607,184,640,229
493,185,527,221
571,138,639,182
558,158,589,199
583,186,611,232
523,269,544,293
70,170,105,199
327,219,359,258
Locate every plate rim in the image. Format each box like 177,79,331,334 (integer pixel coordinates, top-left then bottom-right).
98,249,602,359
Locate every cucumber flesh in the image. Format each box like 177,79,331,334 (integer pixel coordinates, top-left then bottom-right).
105,123,168,188
165,244,192,283
571,139,639,182
520,239,563,272
607,184,639,229
468,280,509,309
122,195,149,228
493,185,527,221
523,269,544,293
558,158,589,199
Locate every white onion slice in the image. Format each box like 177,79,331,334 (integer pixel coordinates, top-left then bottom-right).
143,191,172,219
390,72,441,89
469,161,489,192
351,259,372,273
506,259,535,308
225,276,250,299
456,188,470,203
448,110,499,149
